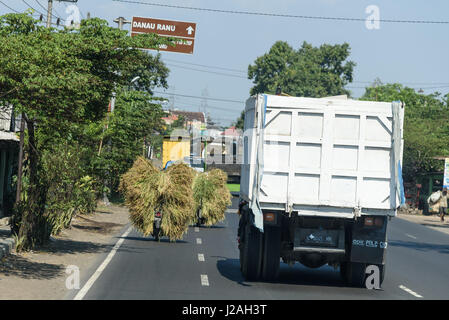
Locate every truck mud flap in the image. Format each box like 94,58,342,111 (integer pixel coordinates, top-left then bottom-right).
350,218,388,265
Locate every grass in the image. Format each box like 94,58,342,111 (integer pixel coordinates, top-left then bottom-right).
227,184,240,192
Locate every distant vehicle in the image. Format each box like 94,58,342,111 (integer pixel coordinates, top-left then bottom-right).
238,94,405,287
162,135,190,169
183,155,204,172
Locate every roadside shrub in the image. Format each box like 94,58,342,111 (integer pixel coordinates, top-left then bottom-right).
42,143,97,235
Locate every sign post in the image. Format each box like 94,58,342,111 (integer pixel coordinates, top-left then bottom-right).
443,158,449,189
131,17,196,54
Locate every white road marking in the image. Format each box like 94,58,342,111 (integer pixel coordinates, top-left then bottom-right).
405,233,417,239
198,253,205,262
227,209,238,214
201,274,209,286
399,285,423,298
194,227,199,232
74,226,133,300
196,238,202,244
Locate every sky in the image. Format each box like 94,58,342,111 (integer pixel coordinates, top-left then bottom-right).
1,0,449,127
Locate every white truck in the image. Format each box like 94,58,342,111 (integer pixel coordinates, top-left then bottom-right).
238,93,405,287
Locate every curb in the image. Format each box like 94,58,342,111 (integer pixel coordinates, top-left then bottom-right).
0,237,15,260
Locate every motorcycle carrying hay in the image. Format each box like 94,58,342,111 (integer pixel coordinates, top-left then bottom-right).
193,169,232,226
119,157,196,241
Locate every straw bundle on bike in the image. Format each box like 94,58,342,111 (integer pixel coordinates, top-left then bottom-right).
160,163,196,240
119,157,196,241
193,169,232,226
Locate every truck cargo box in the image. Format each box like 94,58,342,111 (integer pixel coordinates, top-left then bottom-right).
240,94,405,230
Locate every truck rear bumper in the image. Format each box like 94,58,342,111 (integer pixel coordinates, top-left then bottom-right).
293,246,345,255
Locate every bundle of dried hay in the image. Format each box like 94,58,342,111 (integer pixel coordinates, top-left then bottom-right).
160,163,196,240
193,169,231,226
119,157,196,241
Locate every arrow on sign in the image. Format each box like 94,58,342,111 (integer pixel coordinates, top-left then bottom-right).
186,26,194,35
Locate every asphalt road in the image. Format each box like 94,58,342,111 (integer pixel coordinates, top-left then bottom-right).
71,197,449,300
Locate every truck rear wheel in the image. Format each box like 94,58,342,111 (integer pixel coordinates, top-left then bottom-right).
240,222,263,281
261,226,281,281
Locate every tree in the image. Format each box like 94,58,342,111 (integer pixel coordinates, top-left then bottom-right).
248,41,355,97
0,13,172,250
360,83,449,182
234,110,245,130
94,88,165,195
171,115,186,129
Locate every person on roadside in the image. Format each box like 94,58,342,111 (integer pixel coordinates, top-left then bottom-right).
439,188,448,222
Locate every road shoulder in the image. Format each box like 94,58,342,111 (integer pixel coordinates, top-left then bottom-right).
397,212,449,236
0,203,129,300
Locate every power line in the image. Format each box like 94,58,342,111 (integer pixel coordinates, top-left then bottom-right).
34,0,65,21
347,85,449,90
62,0,85,20
173,105,242,115
162,59,447,86
165,59,448,86
0,1,20,13
166,63,248,79
168,101,243,113
163,58,247,74
352,81,449,86
111,0,449,24
164,94,244,111
154,91,245,104
22,0,46,17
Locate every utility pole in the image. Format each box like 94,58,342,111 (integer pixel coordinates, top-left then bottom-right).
110,17,131,113
100,17,131,205
46,0,53,28
114,17,131,31
46,0,80,27
17,0,53,204
15,115,25,204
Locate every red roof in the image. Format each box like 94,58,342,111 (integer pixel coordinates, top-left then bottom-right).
221,126,240,137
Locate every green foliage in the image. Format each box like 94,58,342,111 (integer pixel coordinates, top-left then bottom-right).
0,12,172,250
171,115,186,129
94,88,165,195
360,83,449,182
20,142,96,236
248,41,355,97
193,169,231,226
234,110,245,130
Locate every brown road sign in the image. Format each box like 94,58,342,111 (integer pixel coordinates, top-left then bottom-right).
131,32,195,54
131,16,196,38
131,17,196,54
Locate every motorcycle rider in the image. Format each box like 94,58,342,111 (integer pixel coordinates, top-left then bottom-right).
439,188,448,222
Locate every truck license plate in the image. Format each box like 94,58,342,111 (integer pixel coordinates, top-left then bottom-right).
295,228,340,247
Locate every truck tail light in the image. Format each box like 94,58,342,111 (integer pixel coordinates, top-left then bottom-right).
364,216,384,227
263,213,275,222
374,217,384,227
364,217,374,226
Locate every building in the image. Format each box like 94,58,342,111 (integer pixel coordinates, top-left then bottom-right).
0,106,20,218
162,110,206,134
